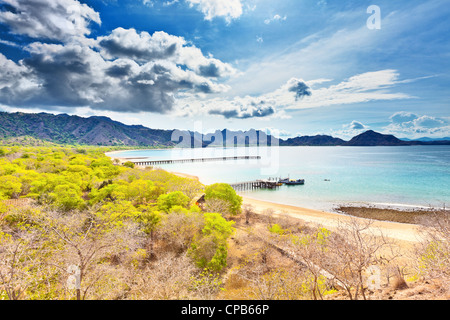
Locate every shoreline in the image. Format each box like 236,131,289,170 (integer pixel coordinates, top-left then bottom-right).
240,195,424,243
151,169,426,243
139,165,425,242
105,152,436,242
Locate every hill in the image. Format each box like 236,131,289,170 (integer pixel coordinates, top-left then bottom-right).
344,130,450,146
1,112,449,147
0,112,175,146
344,130,410,146
280,135,345,146
0,112,278,147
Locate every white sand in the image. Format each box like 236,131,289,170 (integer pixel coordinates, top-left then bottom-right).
241,196,424,243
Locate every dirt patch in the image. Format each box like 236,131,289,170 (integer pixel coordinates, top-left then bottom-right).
335,206,443,225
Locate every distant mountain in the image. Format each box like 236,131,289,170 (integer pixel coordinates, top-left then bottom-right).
0,112,449,147
345,130,450,146
280,135,345,146
344,130,410,146
401,137,450,142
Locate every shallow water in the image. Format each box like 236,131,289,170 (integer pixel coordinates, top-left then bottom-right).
109,146,450,212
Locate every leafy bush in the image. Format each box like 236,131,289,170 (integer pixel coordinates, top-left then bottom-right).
157,191,190,213
189,212,235,271
204,183,242,216
123,161,135,168
268,224,285,235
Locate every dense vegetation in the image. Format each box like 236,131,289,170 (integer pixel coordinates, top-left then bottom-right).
0,146,242,299
0,145,448,300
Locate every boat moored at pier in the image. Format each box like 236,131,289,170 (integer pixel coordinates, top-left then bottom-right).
278,177,305,185
284,179,305,185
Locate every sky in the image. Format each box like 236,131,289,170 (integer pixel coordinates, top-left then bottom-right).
0,0,449,139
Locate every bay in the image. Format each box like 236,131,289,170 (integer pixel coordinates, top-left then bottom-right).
108,146,450,212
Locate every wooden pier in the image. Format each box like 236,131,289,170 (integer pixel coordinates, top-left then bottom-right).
230,180,282,191
133,155,261,166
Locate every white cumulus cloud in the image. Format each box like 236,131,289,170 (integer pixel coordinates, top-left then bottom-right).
0,0,101,41
384,112,450,139
186,0,243,22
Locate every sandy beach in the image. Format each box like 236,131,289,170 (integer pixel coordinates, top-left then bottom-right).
241,195,424,243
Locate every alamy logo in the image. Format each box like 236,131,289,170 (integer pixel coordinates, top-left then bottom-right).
66,265,81,290
171,121,280,175
367,5,381,30
366,265,381,290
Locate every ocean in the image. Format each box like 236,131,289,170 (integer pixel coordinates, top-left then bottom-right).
108,146,450,212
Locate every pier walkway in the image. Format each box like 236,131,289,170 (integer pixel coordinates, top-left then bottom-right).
230,180,281,191
133,155,261,166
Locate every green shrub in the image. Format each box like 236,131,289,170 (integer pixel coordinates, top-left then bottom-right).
204,183,242,216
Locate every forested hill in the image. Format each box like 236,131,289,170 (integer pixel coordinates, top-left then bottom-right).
0,112,175,146
280,135,346,146
343,130,410,146
343,130,450,146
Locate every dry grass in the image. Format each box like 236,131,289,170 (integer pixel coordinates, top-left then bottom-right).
220,209,450,300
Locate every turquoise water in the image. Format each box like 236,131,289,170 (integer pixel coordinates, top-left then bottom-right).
108,146,450,212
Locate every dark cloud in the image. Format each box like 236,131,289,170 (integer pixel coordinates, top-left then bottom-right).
97,28,235,79
209,103,275,119
0,2,235,115
105,63,133,78
287,79,312,100
209,109,239,119
245,106,275,119
0,41,229,113
196,82,214,93
22,49,92,107
198,63,221,77
98,29,179,61
0,35,232,114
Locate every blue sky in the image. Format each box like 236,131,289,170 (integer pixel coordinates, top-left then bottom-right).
0,0,449,139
